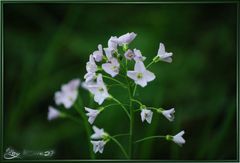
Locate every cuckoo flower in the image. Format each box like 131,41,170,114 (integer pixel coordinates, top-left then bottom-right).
102,58,120,77
133,49,146,61
86,55,97,73
93,44,103,62
87,74,109,105
115,32,137,46
84,72,96,83
54,79,80,109
108,36,118,51
85,107,100,124
157,43,173,63
48,106,60,121
91,126,107,139
173,131,186,146
104,47,114,61
161,108,175,122
124,49,135,60
127,61,155,87
140,109,153,124
91,140,106,154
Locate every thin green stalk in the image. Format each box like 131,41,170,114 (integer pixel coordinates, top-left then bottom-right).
111,96,130,119
112,133,130,138
131,98,143,106
109,136,129,159
102,75,127,88
134,136,165,144
126,77,134,159
103,103,129,109
74,98,95,159
133,84,137,97
146,60,155,68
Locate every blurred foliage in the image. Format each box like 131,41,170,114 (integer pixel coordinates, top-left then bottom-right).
3,3,237,160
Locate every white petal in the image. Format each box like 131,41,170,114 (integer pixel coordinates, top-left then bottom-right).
140,110,146,122
143,70,156,82
134,61,146,72
161,57,172,63
108,36,118,50
48,106,60,121
135,78,147,87
117,32,137,45
157,42,166,55
104,47,114,60
173,130,185,146
97,74,103,84
146,111,153,124
127,71,138,81
94,93,105,105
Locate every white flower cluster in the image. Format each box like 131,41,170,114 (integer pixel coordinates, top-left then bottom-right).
48,79,80,121
47,32,185,157
81,32,185,153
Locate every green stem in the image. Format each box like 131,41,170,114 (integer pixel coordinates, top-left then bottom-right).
134,136,165,144
109,136,129,159
133,84,137,97
74,99,95,159
102,75,127,88
111,96,130,119
146,60,155,69
131,98,143,106
126,77,134,159
112,133,130,138
103,103,129,110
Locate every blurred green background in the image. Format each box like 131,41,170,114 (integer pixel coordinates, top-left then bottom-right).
3,3,237,160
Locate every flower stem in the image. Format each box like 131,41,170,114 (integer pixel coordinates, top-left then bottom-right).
74,99,95,159
134,135,166,144
102,75,127,88
111,96,130,119
146,60,155,69
131,98,143,106
109,136,129,159
133,84,137,97
112,133,130,138
126,77,134,159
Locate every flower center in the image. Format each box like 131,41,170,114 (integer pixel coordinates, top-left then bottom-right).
98,87,104,92
127,53,134,58
137,73,143,79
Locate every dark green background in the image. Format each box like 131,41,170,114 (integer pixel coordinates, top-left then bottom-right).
3,3,237,160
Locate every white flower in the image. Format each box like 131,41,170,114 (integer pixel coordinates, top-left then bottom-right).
116,32,137,45
91,126,106,139
157,43,173,63
93,44,103,62
48,106,60,121
173,130,186,146
85,107,100,124
124,49,135,60
91,140,106,154
127,61,155,87
84,72,96,83
133,49,146,61
162,108,175,122
140,109,153,124
86,55,97,73
54,79,80,109
87,74,110,105
104,47,114,61
102,58,120,77
108,36,118,50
